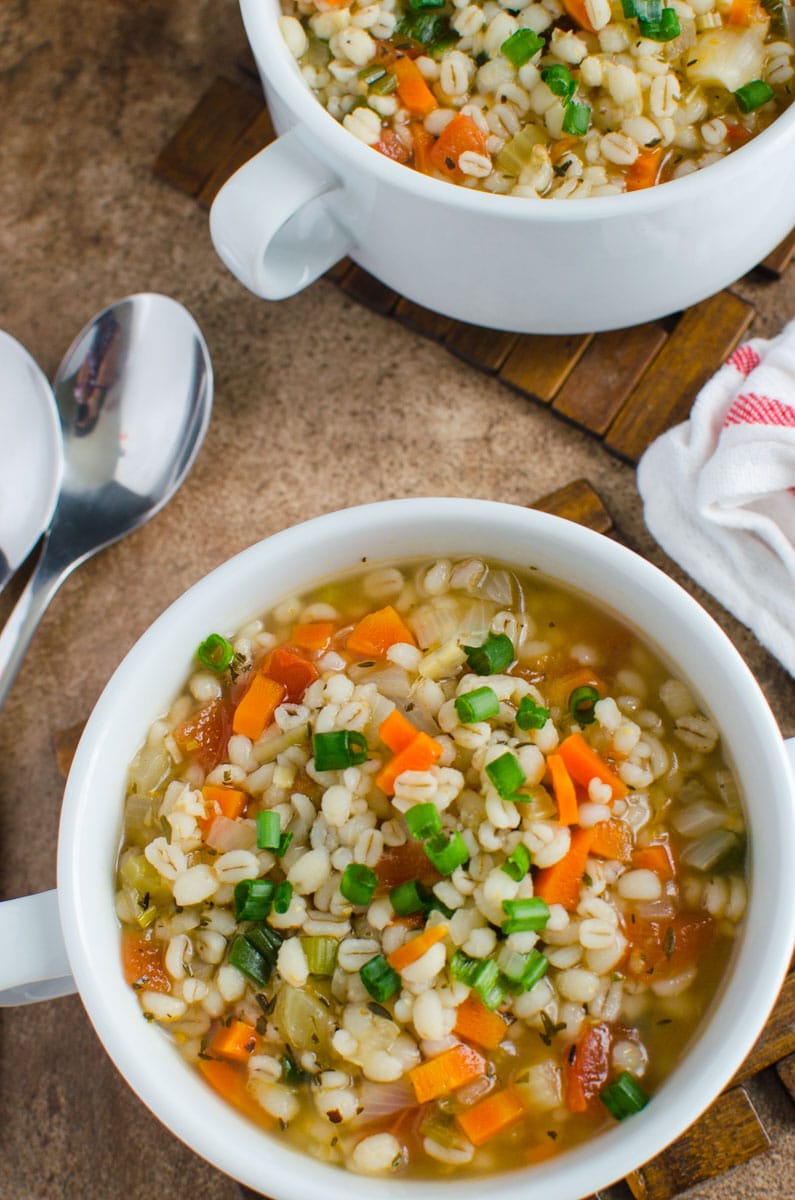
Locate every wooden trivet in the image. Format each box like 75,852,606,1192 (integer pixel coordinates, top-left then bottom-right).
153,76,795,466
57,477,795,1200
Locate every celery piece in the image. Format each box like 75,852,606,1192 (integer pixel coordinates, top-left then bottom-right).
301,935,339,976
496,124,548,179
120,853,171,904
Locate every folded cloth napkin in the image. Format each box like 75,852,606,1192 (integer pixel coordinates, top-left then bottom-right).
637,318,795,676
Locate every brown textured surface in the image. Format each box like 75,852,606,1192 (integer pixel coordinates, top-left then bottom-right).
1,4,794,1200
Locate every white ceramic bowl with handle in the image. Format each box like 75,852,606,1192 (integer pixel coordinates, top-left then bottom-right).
1,497,794,1198
208,0,795,334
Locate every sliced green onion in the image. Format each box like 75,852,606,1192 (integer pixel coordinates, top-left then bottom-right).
637,7,680,39
281,1046,311,1086
312,730,369,772
496,943,529,983
390,878,428,916
276,831,293,858
408,0,445,9
455,685,500,724
449,948,483,986
228,934,273,987
519,949,549,991
245,923,282,966
463,633,514,676
501,896,551,934
569,685,600,725
340,863,378,906
541,64,576,101
360,954,401,1002
396,11,449,43
486,751,527,799
635,0,662,17
621,0,637,14
273,881,293,915
405,802,442,840
601,1072,649,1119
502,842,531,881
562,101,591,137
370,71,398,96
734,79,775,112
472,958,507,1010
500,28,544,66
234,878,275,921
358,63,387,86
301,935,339,976
256,809,281,850
429,33,458,59
424,830,469,875
516,695,550,731
196,633,234,672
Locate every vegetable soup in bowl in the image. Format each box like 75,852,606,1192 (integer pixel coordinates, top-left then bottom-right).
3,499,795,1200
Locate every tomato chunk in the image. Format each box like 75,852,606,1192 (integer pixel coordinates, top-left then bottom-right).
564,1022,611,1113
174,698,231,771
626,912,715,981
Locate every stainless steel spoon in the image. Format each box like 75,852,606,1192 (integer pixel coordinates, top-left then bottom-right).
0,331,64,594
0,293,212,709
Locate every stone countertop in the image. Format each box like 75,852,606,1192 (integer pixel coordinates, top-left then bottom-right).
1,2,793,1197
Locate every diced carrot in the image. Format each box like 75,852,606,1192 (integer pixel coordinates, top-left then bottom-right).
200,784,247,840
290,621,336,652
347,604,417,658
387,922,448,973
197,1058,267,1123
456,1086,525,1145
564,1023,611,1113
208,1018,260,1063
121,930,170,993
557,732,627,800
549,135,580,164
393,55,438,116
625,147,663,192
411,121,435,173
263,646,318,702
374,129,411,164
726,122,753,148
376,730,443,795
589,818,634,863
727,0,762,24
534,826,596,911
379,709,419,754
546,753,579,826
563,0,596,31
454,994,509,1050
232,673,285,739
375,838,438,888
428,113,489,177
632,841,675,880
408,1043,486,1104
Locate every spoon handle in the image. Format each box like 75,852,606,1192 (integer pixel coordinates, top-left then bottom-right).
0,539,75,710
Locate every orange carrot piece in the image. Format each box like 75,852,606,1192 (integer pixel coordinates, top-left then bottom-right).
631,841,675,880
387,922,449,973
379,708,419,754
557,732,627,800
454,995,509,1050
428,113,488,176
347,604,417,658
456,1087,525,1145
393,55,438,116
411,121,435,173
625,147,663,192
232,673,285,739
198,1058,267,1123
409,1043,486,1104
208,1018,260,1063
200,783,247,837
546,753,579,826
589,818,634,863
290,621,336,652
121,930,170,993
534,827,596,911
727,0,761,24
376,731,443,795
263,646,319,702
563,0,596,31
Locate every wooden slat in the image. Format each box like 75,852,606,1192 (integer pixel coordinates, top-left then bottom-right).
340,266,400,316
197,106,276,208
394,298,454,341
530,478,614,535
604,290,754,463
732,972,795,1084
237,46,260,81
553,323,668,435
499,332,593,402
325,258,355,284
758,227,795,278
775,1052,795,1101
153,77,263,198
625,1087,770,1200
444,322,518,374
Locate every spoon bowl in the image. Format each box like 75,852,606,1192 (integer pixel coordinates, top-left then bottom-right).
0,294,212,709
0,332,63,594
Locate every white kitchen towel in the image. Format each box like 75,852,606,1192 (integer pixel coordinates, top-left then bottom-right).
637,318,795,676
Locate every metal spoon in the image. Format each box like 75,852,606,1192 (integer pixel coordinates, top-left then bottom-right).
0,332,64,594
0,293,212,709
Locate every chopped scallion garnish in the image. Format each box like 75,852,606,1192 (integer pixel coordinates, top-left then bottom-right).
541,64,576,102
463,633,514,675
601,1072,649,1119
340,863,378,906
424,830,469,875
273,880,293,914
276,831,293,858
501,896,551,934
486,751,526,799
408,0,445,9
256,809,281,850
500,28,545,66
455,686,500,724
312,729,369,772
449,948,482,986
390,878,428,916
228,934,273,987
502,842,531,881
562,101,591,137
734,79,775,112
196,633,234,672
359,954,401,1002
516,695,550,730
234,878,275,921
569,684,600,725
637,7,680,39
405,802,442,840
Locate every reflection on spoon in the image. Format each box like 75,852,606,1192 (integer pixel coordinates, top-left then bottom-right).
0,294,213,711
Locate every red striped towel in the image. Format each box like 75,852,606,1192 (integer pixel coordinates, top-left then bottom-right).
638,319,795,675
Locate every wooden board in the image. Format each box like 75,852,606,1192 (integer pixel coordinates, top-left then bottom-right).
152,78,793,466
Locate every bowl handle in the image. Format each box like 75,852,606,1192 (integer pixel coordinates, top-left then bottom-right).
0,890,75,1005
209,128,353,300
